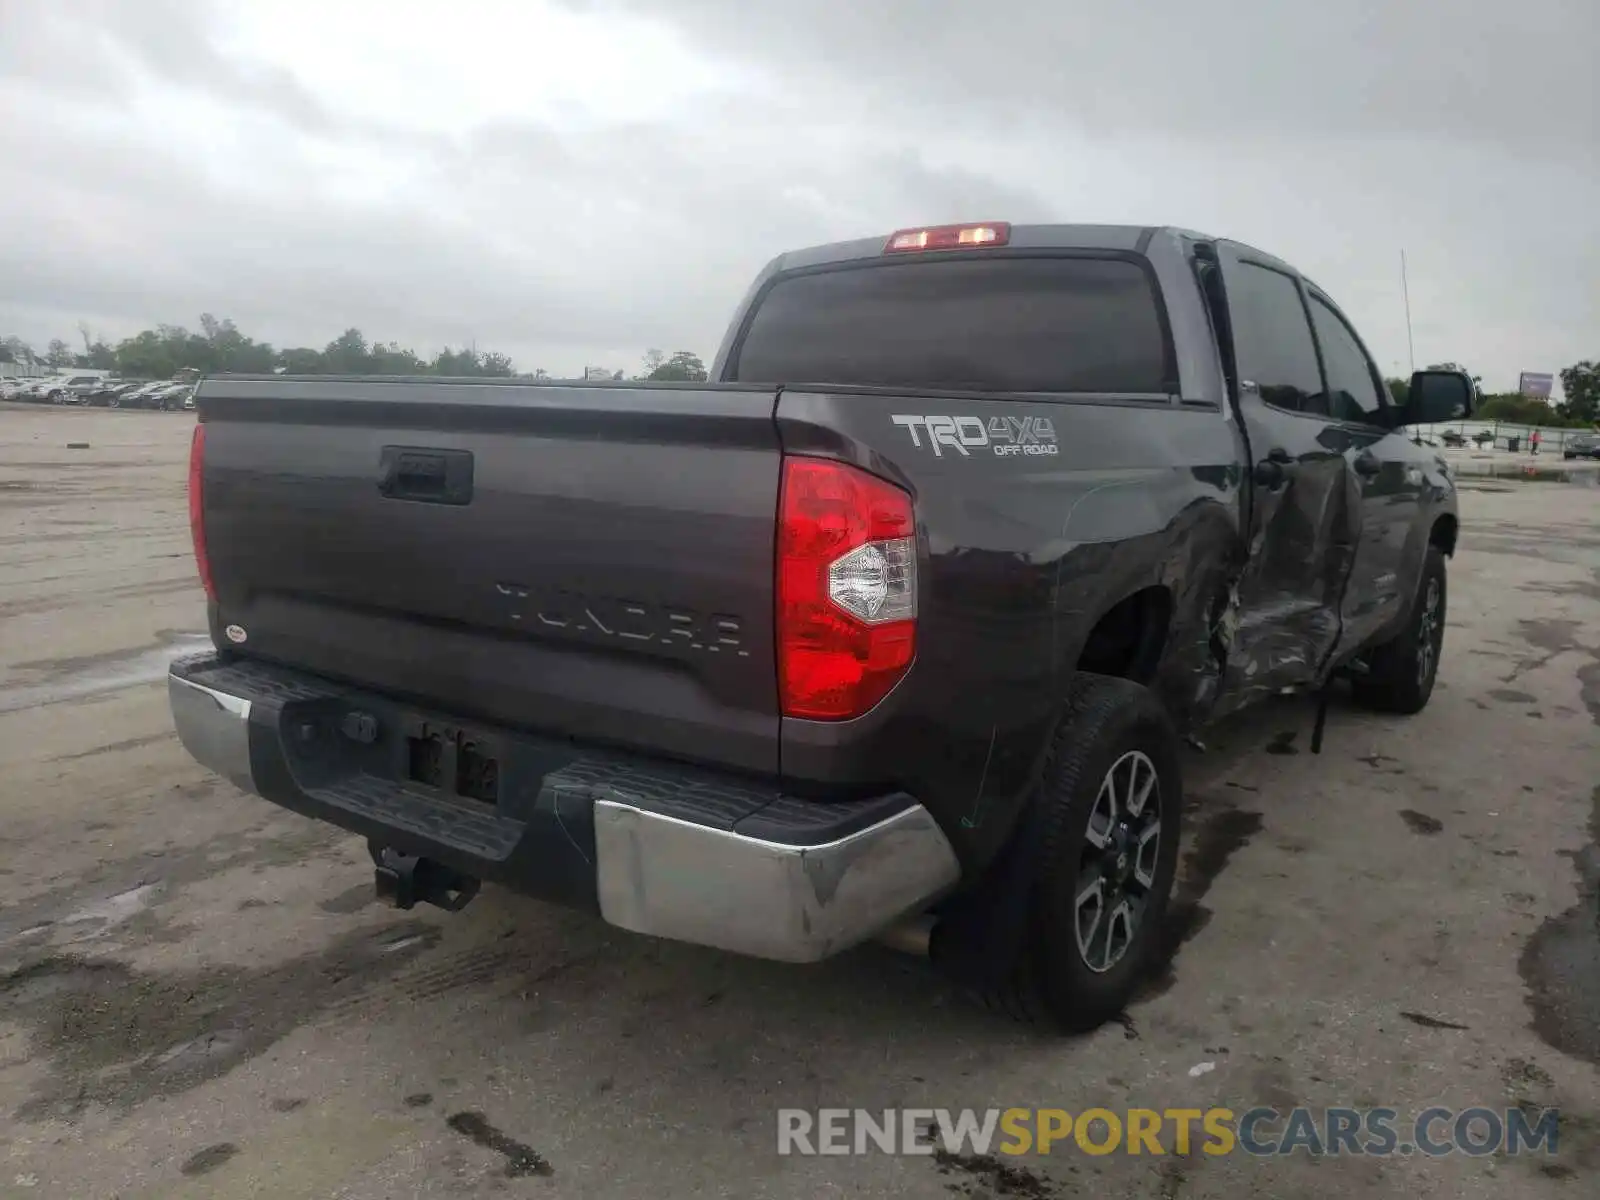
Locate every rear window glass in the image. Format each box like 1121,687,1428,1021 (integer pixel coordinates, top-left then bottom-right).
731,256,1173,394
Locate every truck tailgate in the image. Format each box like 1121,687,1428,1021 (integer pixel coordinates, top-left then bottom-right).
197,379,783,774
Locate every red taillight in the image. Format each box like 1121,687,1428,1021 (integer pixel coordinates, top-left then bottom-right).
777,457,917,720
188,423,215,601
885,222,1010,254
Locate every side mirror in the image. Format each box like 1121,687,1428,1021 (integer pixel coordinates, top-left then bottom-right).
1403,369,1475,425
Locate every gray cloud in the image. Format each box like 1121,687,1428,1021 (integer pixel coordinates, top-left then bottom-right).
1,0,1595,388
0,0,347,136
1,45,1049,370
567,0,1598,153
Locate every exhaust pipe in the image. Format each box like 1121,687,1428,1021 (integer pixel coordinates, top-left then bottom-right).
876,914,935,957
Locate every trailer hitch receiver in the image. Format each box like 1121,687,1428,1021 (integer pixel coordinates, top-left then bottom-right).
371,844,481,913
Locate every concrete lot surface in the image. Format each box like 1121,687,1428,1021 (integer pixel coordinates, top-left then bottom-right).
1,404,1597,1198
1438,445,1600,480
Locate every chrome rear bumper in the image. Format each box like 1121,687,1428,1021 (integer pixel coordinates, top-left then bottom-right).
591,798,959,962
170,662,959,963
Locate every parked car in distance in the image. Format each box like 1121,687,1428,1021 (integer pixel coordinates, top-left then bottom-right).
1438,430,1468,448
54,375,110,404
152,382,194,410
88,381,144,408
12,379,55,403
123,382,174,409
1564,433,1600,460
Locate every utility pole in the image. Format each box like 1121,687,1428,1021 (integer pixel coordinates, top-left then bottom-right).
1400,250,1416,373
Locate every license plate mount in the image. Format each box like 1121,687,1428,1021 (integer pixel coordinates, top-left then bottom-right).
400,716,502,806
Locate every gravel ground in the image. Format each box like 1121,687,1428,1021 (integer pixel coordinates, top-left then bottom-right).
1,403,1597,1199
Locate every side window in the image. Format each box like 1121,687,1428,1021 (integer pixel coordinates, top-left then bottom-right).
1227,263,1325,415
1308,296,1386,424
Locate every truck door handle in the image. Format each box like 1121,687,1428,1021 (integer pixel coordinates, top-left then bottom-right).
1353,451,1382,478
1253,447,1293,489
378,446,474,505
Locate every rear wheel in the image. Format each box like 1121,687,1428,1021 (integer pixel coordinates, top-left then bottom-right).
1351,545,1447,714
978,673,1182,1033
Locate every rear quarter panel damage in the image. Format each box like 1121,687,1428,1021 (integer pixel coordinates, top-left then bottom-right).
775,389,1244,871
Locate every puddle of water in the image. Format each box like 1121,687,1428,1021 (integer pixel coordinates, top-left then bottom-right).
0,824,344,950
1399,809,1444,836
0,633,210,714
1138,803,1263,1002
933,1148,1065,1198
180,1143,240,1178
57,884,163,943
1519,785,1600,1070
0,920,444,1121
445,1111,554,1178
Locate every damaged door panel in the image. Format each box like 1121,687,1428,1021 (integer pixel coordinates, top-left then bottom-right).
1207,245,1357,712
1300,287,1430,659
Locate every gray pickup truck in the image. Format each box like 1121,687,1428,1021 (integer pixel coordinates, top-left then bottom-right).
169,223,1472,1031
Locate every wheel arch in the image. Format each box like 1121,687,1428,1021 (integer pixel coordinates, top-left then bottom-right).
1059,497,1242,731
1074,584,1174,686
1430,512,1458,557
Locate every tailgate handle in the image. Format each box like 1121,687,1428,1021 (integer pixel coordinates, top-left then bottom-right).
378,446,474,505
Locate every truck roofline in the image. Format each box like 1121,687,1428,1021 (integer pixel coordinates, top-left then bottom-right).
770,223,1161,272
712,223,1243,382
747,222,1314,282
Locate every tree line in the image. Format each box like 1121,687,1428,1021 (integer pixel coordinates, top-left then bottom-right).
3,317,1592,421
0,317,709,384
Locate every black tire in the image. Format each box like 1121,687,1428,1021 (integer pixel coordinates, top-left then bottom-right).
1350,544,1447,715
978,672,1183,1033
107,396,120,409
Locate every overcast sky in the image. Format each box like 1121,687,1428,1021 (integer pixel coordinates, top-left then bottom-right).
2,0,1594,391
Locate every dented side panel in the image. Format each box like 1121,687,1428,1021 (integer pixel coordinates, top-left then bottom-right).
1211,398,1356,714
1347,442,1458,650
774,387,1245,872
1206,240,1366,713
765,231,1257,872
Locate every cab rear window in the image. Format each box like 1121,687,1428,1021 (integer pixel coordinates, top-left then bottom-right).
731,256,1174,394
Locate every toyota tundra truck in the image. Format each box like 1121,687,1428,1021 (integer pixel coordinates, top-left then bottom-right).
169,223,1472,1031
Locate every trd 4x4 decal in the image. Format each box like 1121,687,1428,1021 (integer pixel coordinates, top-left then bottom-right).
890,414,1060,458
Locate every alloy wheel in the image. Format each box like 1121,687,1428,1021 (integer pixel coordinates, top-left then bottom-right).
1074,749,1162,974
1415,576,1442,688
